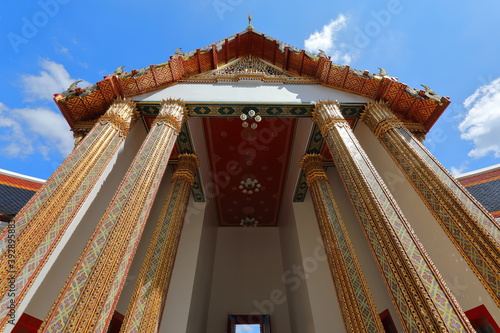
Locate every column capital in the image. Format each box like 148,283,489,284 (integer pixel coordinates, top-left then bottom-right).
362,100,404,139
312,100,348,137
174,154,199,184
72,129,89,147
154,98,188,133
299,154,328,185
99,98,139,136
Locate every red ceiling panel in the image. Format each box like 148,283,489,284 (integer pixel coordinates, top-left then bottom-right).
204,117,296,226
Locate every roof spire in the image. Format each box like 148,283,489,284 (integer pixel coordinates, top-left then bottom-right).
248,13,253,30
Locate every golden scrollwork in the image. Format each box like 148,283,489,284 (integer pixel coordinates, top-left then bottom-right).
153,98,189,132
372,118,403,139
0,118,129,331
313,100,349,137
99,98,139,136
72,129,89,147
411,131,426,142
299,154,328,185
362,101,404,139
173,154,200,184
181,55,320,84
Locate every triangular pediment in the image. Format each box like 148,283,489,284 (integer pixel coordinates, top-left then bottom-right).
54,27,448,132
182,55,319,84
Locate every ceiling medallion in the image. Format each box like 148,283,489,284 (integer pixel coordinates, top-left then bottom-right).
239,177,262,194
240,109,261,129
240,217,258,227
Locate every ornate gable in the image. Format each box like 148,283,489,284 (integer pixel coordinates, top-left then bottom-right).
53,27,449,133
181,55,319,84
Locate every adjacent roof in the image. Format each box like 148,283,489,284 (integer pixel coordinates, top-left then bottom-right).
0,169,44,222
53,27,449,133
456,164,500,218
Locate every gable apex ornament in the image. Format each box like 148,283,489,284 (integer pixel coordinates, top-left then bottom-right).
181,55,319,84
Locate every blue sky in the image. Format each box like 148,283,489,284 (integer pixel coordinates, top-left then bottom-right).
1,0,500,179
235,324,260,333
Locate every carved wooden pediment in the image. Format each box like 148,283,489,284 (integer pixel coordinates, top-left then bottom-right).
181,55,319,84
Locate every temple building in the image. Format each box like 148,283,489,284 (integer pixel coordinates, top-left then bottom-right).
456,165,500,221
2,24,500,333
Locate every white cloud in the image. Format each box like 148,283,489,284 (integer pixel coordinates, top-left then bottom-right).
450,165,466,177
0,103,34,158
20,59,90,102
0,102,73,159
304,14,353,64
458,77,500,159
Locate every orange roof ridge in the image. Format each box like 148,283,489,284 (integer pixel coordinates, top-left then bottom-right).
53,28,450,132
0,168,45,183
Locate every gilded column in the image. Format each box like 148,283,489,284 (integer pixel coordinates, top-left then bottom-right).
120,154,199,333
300,154,384,332
39,99,188,333
362,100,500,307
313,100,474,332
0,98,138,331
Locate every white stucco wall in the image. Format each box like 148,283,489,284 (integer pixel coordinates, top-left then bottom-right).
206,227,291,333
159,196,209,333
182,117,219,333
183,198,218,333
133,82,371,104
277,120,317,333
355,121,500,323
278,205,316,333
291,197,345,333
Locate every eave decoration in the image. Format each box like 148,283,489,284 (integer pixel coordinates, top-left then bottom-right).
53,26,450,134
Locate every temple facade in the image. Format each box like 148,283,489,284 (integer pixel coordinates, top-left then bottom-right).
2,26,500,333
